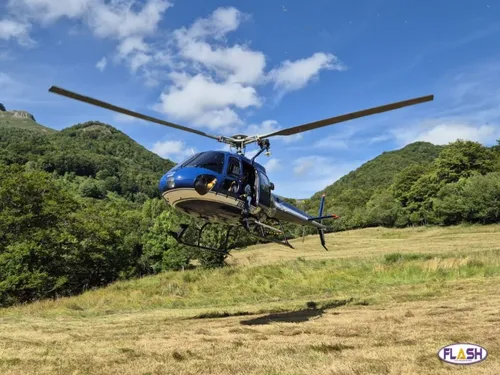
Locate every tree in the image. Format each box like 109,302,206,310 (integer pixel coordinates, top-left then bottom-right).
392,163,428,207
434,139,495,184
140,210,193,273
366,189,400,227
433,172,500,225
0,164,81,305
405,172,440,225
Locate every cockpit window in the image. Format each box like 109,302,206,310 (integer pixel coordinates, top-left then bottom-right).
180,153,199,167
183,151,225,174
227,156,241,177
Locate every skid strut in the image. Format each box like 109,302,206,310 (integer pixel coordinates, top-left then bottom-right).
168,223,235,254
242,217,294,249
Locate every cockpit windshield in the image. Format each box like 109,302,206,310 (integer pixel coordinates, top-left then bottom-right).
182,151,225,174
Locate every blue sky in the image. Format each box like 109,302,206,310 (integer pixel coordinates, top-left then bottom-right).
1,0,500,198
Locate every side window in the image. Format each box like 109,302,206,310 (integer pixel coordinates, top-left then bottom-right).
259,171,269,187
227,157,240,178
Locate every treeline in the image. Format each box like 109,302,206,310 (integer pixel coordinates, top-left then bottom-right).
302,139,500,232
0,122,258,307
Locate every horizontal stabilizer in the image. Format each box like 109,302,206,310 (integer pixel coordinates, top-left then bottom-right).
308,214,340,221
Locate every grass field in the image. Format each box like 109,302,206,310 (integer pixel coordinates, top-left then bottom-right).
1,224,500,374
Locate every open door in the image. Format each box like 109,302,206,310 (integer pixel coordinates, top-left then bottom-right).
256,170,272,207
254,169,260,206
221,155,242,196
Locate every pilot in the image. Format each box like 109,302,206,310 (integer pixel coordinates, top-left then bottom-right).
229,180,239,194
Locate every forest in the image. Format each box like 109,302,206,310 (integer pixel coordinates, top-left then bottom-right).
1,104,499,307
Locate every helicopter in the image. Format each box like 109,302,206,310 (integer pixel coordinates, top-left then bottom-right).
48,85,434,253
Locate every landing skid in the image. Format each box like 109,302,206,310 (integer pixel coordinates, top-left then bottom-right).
168,222,235,255
242,217,294,249
168,218,294,253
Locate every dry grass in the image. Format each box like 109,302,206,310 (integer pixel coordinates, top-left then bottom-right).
1,224,500,374
229,223,500,267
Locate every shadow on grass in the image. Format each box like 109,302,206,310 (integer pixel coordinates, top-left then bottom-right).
240,299,353,325
190,298,357,325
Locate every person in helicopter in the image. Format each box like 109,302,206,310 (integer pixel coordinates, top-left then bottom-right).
238,172,253,228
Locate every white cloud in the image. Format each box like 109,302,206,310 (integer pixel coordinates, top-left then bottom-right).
246,120,280,135
173,8,265,86
0,72,22,97
154,73,261,131
244,149,259,159
96,56,107,71
315,136,349,150
174,6,243,41
3,3,345,136
269,155,362,198
87,0,170,40
152,8,344,132
113,113,138,124
245,120,303,143
6,0,171,74
151,140,196,161
178,41,266,85
268,52,345,93
377,61,500,148
7,0,92,24
8,0,171,37
294,156,322,176
0,19,34,46
264,158,281,173
393,122,500,146
369,134,392,144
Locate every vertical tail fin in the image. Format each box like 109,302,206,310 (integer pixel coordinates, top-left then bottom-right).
318,194,326,219
318,194,327,250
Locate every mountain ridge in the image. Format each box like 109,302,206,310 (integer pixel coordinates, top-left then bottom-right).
0,104,55,133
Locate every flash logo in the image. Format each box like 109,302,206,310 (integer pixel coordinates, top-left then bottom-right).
438,344,487,365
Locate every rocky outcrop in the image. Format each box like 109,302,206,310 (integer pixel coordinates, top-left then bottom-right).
0,103,5,111
0,110,36,122
10,110,36,121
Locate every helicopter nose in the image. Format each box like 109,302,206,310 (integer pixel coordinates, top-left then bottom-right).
159,173,176,193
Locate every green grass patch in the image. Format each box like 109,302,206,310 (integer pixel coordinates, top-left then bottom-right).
3,249,500,318
383,252,435,264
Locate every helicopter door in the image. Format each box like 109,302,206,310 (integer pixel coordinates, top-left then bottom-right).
256,170,272,207
254,169,260,206
222,156,242,195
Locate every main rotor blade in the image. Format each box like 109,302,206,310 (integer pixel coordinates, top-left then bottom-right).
48,86,221,141
261,94,434,138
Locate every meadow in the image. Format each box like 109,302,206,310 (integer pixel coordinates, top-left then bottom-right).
1,224,500,374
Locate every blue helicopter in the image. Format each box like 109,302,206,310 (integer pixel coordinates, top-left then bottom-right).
48,86,434,253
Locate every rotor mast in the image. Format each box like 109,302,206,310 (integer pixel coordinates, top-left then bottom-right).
217,134,271,161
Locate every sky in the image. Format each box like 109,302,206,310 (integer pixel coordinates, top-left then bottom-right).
1,0,500,198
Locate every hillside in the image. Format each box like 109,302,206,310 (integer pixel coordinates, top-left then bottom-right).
297,140,499,232
303,141,442,211
0,104,54,133
0,120,175,200
311,141,443,200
